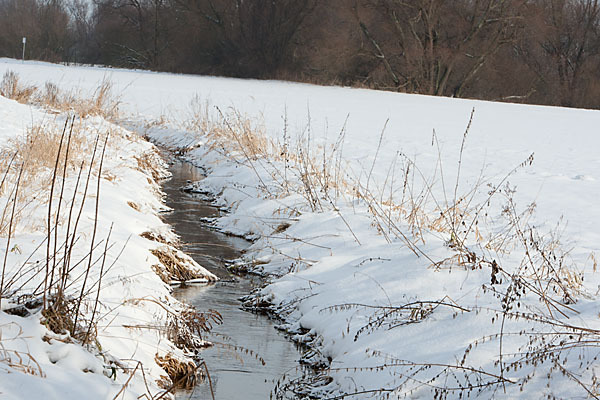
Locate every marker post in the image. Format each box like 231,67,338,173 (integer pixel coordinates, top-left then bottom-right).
22,37,26,63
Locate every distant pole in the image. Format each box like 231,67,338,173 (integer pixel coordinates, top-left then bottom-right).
22,37,26,63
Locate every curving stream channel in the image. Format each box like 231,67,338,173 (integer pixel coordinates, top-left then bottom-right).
161,159,303,400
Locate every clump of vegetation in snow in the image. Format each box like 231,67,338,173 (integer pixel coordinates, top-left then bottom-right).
0,70,120,120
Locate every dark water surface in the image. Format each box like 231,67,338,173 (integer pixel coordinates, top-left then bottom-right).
161,160,302,400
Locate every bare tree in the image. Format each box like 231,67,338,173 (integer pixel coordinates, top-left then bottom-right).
172,0,318,77
94,0,174,69
0,0,75,62
64,0,95,62
354,0,524,97
538,0,600,106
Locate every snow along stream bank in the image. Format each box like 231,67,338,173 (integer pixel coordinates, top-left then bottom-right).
160,159,307,400
141,109,600,399
0,94,217,399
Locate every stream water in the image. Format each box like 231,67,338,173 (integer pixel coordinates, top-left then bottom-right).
161,160,302,400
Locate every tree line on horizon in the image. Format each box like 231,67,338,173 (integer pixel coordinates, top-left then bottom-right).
1,0,600,109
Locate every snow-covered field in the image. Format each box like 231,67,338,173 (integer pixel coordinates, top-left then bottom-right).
1,58,600,398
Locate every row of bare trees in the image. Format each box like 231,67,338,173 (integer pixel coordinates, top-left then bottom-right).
1,0,600,108
0,0,74,62
89,0,318,76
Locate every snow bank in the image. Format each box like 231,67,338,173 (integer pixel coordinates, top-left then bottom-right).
0,93,215,399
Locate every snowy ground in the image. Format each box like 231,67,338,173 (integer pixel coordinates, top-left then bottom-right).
1,58,600,398
0,67,215,399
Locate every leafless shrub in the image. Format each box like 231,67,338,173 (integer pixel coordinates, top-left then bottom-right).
0,118,114,355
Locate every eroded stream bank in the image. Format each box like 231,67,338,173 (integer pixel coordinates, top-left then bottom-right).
160,159,303,399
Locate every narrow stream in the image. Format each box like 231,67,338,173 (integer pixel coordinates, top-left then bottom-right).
161,160,302,400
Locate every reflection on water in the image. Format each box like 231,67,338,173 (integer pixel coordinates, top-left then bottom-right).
161,160,302,400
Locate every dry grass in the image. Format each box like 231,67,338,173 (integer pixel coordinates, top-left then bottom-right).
140,230,174,246
0,346,45,378
0,112,111,378
151,247,214,283
0,72,128,238
0,121,97,236
0,73,216,398
135,150,169,181
0,71,37,103
0,76,120,351
186,100,352,212
167,307,222,351
3,121,91,174
127,201,141,212
0,70,120,120
155,353,198,390
151,264,172,285
41,297,79,337
0,323,45,378
39,78,119,120
189,101,586,307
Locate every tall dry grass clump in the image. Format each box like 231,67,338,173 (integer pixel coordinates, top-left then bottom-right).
184,99,352,217
0,70,120,121
0,117,111,344
0,120,95,236
0,71,37,103
39,79,120,120
185,101,277,171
